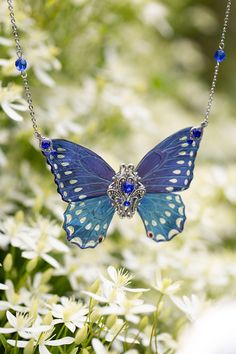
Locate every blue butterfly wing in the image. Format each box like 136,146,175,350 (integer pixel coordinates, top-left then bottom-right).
42,139,115,202
64,195,115,249
136,127,202,193
138,193,186,242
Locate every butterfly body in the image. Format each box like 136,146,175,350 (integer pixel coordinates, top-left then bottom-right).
42,126,203,248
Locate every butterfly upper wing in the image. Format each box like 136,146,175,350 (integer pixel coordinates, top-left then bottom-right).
42,139,115,202
138,193,186,242
136,127,202,193
64,195,115,249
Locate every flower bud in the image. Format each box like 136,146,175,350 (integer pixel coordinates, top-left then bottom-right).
89,279,100,293
90,308,100,323
75,324,89,345
139,316,148,331
26,258,38,273
106,314,117,328
81,349,90,354
23,338,34,354
42,311,53,325
3,254,13,272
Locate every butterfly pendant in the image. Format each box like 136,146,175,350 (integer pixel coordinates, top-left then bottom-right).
41,126,203,249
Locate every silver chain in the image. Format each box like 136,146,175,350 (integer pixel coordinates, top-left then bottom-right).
6,0,42,141
6,0,231,136
201,0,232,128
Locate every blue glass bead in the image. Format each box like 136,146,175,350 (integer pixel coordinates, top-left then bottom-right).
123,201,131,207
191,127,202,139
214,50,226,63
122,181,134,194
15,58,27,72
41,139,52,150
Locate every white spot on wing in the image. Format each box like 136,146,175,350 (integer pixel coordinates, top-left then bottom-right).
75,209,82,215
66,214,72,223
67,226,74,235
169,178,177,183
168,229,179,238
165,211,171,217
95,224,100,231
166,187,174,192
65,171,72,175
80,217,86,223
173,170,181,175
62,162,69,167
160,218,166,224
57,148,66,152
169,203,175,209
85,223,92,230
177,160,185,165
176,218,183,228
74,187,83,192
79,195,87,200
103,223,108,229
152,220,157,226
179,136,187,141
178,206,184,215
70,180,77,184
57,154,65,159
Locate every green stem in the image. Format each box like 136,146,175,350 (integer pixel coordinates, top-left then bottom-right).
149,293,164,354
107,323,127,351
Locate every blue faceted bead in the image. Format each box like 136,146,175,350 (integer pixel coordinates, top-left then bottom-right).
214,50,226,63
41,139,52,150
192,127,202,139
15,58,27,72
122,181,134,194
123,201,131,207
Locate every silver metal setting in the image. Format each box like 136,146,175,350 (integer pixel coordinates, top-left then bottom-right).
107,164,145,218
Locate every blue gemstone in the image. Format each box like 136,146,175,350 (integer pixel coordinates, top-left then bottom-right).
122,181,134,194
214,50,226,63
15,58,27,72
123,201,130,207
192,127,202,139
41,139,52,150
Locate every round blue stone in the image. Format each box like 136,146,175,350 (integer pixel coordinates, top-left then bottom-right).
123,201,130,207
122,181,134,194
192,127,202,139
41,139,52,150
214,50,226,63
15,58,27,72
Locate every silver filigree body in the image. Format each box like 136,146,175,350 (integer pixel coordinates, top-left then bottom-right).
107,164,146,218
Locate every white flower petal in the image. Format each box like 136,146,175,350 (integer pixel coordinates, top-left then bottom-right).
2,101,23,121
39,345,51,354
6,311,17,327
41,254,60,269
92,338,108,354
65,321,76,333
7,339,28,348
46,336,74,346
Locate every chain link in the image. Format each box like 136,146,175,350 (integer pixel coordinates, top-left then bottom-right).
201,0,232,128
6,0,42,141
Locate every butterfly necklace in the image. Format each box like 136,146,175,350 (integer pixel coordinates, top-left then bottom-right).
7,0,231,249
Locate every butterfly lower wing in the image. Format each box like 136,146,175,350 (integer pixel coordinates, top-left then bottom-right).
64,195,115,249
136,127,202,193
42,139,115,202
138,193,186,242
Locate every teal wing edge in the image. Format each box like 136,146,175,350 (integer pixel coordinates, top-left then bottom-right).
137,193,186,242
63,195,115,249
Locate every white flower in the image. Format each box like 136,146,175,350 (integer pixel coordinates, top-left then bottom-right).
0,311,51,337
171,294,206,322
19,218,69,268
7,328,74,353
92,337,139,353
84,266,148,306
0,82,27,121
152,270,182,296
100,296,155,324
0,280,27,312
50,297,88,332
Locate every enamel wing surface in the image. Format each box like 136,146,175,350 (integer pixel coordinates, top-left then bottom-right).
41,126,203,248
